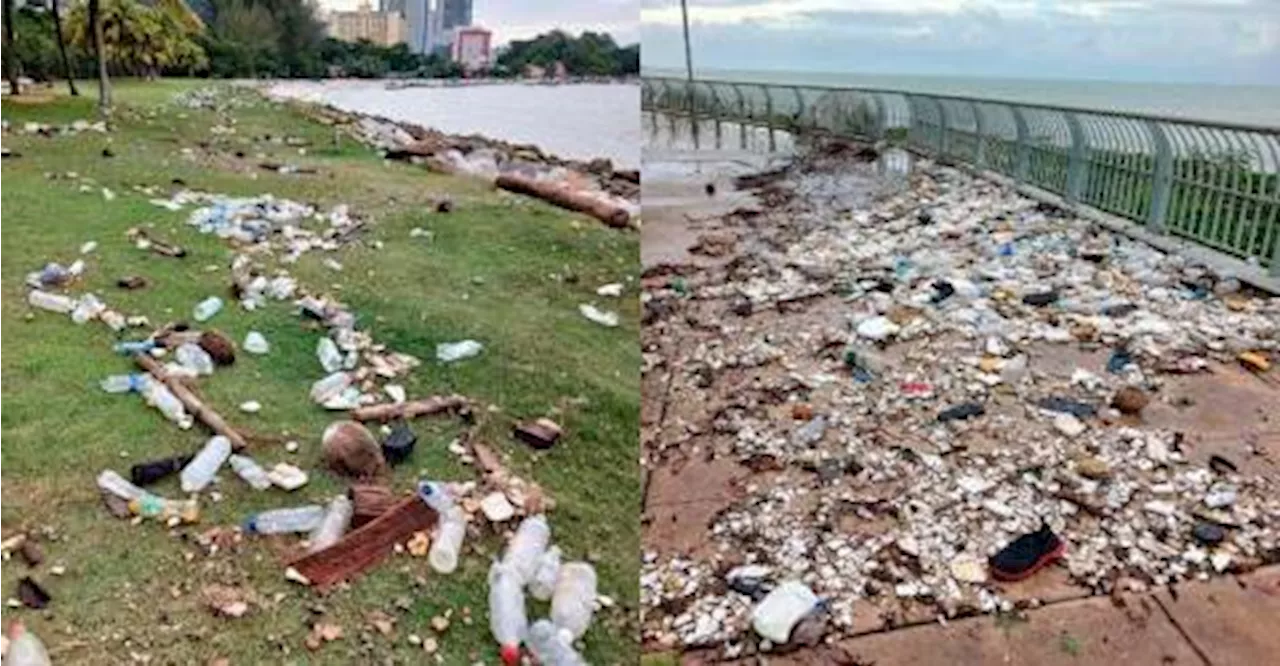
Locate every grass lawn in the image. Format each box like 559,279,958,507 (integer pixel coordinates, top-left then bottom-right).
1,79,640,664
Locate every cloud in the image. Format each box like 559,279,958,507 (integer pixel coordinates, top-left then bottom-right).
641,0,1280,84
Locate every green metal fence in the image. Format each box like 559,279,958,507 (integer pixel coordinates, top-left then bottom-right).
642,76,1280,276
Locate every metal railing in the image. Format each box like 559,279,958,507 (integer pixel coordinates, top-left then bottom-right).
642,76,1280,275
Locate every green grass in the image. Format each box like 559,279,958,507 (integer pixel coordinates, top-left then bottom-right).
2,80,640,664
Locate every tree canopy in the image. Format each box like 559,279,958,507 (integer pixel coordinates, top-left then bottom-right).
65,0,207,75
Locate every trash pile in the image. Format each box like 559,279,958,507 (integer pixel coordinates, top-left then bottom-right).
171,85,256,112
2,119,108,136
640,153,1280,653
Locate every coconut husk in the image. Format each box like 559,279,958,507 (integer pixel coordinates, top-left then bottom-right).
199,330,237,366
322,421,385,478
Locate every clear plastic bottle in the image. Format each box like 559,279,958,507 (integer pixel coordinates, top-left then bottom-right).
97,469,147,501
316,336,343,373
550,562,597,640
114,339,157,355
488,560,529,666
244,505,326,534
228,454,272,490
530,545,563,601
429,506,467,574
527,619,588,666
176,342,214,376
503,514,550,583
140,377,194,429
180,435,232,493
193,296,224,322
5,621,52,666
101,374,145,394
417,480,455,512
309,371,351,404
71,293,105,324
129,494,200,523
27,290,76,313
307,495,354,553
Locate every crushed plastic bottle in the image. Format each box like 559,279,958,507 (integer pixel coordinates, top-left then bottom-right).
437,339,483,363
316,336,343,373
244,505,326,534
6,621,52,666
114,339,158,355
309,371,352,404
176,342,214,376
489,560,529,666
71,293,105,324
503,514,550,583
550,562,597,640
180,435,232,493
100,374,145,394
794,415,827,446
228,454,272,490
193,296,223,322
530,545,563,601
243,331,270,355
307,495,353,553
27,290,76,314
140,377,194,429
528,619,588,666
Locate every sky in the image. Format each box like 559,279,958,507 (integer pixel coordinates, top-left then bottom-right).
319,0,639,47
641,0,1280,85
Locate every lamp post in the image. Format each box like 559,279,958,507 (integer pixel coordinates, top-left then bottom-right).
680,0,699,147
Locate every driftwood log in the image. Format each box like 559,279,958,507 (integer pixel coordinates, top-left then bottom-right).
288,495,437,591
495,173,631,228
134,353,250,452
350,395,468,423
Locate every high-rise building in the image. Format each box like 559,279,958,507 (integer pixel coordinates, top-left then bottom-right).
327,1,406,47
404,0,430,53
379,0,406,13
403,0,473,55
451,26,491,72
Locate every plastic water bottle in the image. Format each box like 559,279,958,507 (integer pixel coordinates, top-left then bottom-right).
530,545,563,601
140,378,193,429
193,296,223,322
229,454,272,490
307,495,353,553
176,342,214,376
101,374,145,394
71,293,105,324
488,560,529,666
244,505,326,534
114,339,157,355
316,336,343,373
417,480,455,512
550,562,597,640
28,290,76,313
97,469,147,501
180,435,232,493
430,506,467,574
503,514,550,583
5,621,52,666
527,619,588,666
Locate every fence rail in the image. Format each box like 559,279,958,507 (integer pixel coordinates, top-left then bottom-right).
642,76,1280,275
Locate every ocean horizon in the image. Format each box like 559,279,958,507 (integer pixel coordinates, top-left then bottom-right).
643,67,1280,127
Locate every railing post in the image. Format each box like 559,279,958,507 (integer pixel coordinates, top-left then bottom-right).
934,97,948,156
764,86,777,152
730,83,747,151
972,101,986,169
871,93,886,141
1011,105,1030,182
1064,112,1087,204
1146,120,1173,233
792,86,805,131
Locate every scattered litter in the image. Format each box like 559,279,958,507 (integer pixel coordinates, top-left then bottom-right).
578,304,619,327
239,400,262,413
243,331,270,354
437,340,483,363
193,296,223,322
80,241,98,254
16,577,51,609
751,581,818,644
322,421,384,478
596,283,624,297
514,418,562,450
267,463,309,491
990,525,1065,581
481,492,517,523
381,422,417,465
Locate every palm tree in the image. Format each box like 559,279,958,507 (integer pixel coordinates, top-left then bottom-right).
2,0,21,95
51,0,79,95
89,0,111,114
